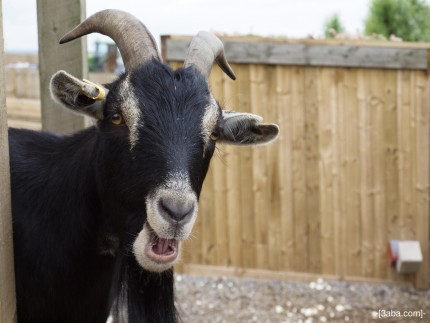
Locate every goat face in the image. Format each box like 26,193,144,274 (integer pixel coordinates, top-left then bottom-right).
50,10,279,273
105,63,215,272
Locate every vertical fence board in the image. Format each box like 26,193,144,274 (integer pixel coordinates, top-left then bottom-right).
223,65,243,268
210,67,229,266
331,68,341,277
37,0,87,134
200,167,216,265
414,72,430,288
266,66,281,270
397,71,416,285
291,67,307,272
358,69,375,277
236,65,256,269
371,70,387,279
304,67,321,273
318,68,335,275
335,68,347,278
408,72,418,286
276,67,294,270
409,73,418,244
344,69,361,277
384,70,400,281
250,65,270,269
398,71,414,240
0,2,17,320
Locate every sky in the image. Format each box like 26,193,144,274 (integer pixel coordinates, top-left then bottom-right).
2,0,370,53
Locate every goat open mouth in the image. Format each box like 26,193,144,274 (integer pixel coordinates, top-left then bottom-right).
145,226,179,264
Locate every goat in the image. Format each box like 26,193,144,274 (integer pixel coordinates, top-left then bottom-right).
9,9,279,323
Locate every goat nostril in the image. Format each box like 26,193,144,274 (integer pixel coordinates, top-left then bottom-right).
159,197,194,222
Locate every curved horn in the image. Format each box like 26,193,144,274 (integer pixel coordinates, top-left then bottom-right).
59,9,161,70
184,31,236,80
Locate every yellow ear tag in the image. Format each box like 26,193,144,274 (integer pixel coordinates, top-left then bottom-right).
82,79,106,101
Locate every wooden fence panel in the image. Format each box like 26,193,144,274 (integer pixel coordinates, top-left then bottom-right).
165,37,430,288
0,2,17,321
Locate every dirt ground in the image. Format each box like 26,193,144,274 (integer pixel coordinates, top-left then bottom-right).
175,274,430,323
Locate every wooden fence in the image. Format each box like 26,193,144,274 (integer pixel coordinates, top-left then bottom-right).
163,37,430,288
5,67,40,99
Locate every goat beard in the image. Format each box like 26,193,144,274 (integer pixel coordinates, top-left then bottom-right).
109,238,179,323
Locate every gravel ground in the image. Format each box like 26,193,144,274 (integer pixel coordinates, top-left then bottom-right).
175,274,430,323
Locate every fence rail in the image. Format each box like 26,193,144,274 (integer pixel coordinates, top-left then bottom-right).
165,37,429,70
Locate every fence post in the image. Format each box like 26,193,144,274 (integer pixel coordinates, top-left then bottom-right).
37,0,87,134
0,0,18,321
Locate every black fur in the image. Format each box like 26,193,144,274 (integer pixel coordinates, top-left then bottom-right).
9,61,215,322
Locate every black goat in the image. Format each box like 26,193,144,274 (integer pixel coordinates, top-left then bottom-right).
9,9,279,323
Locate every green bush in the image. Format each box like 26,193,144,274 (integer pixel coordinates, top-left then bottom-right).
324,13,345,38
364,0,430,42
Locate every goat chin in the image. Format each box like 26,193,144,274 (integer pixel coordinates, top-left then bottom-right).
133,223,182,273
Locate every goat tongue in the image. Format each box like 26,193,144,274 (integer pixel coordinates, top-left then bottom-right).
152,238,174,255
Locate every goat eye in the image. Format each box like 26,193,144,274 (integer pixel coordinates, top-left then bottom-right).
111,113,124,125
210,132,219,141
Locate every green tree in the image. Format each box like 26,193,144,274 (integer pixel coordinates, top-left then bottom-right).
324,13,345,38
365,0,430,41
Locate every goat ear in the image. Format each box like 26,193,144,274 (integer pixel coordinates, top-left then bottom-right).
50,70,108,120
218,110,279,145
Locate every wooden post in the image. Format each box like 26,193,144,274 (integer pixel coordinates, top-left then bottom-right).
0,0,18,321
37,0,87,134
